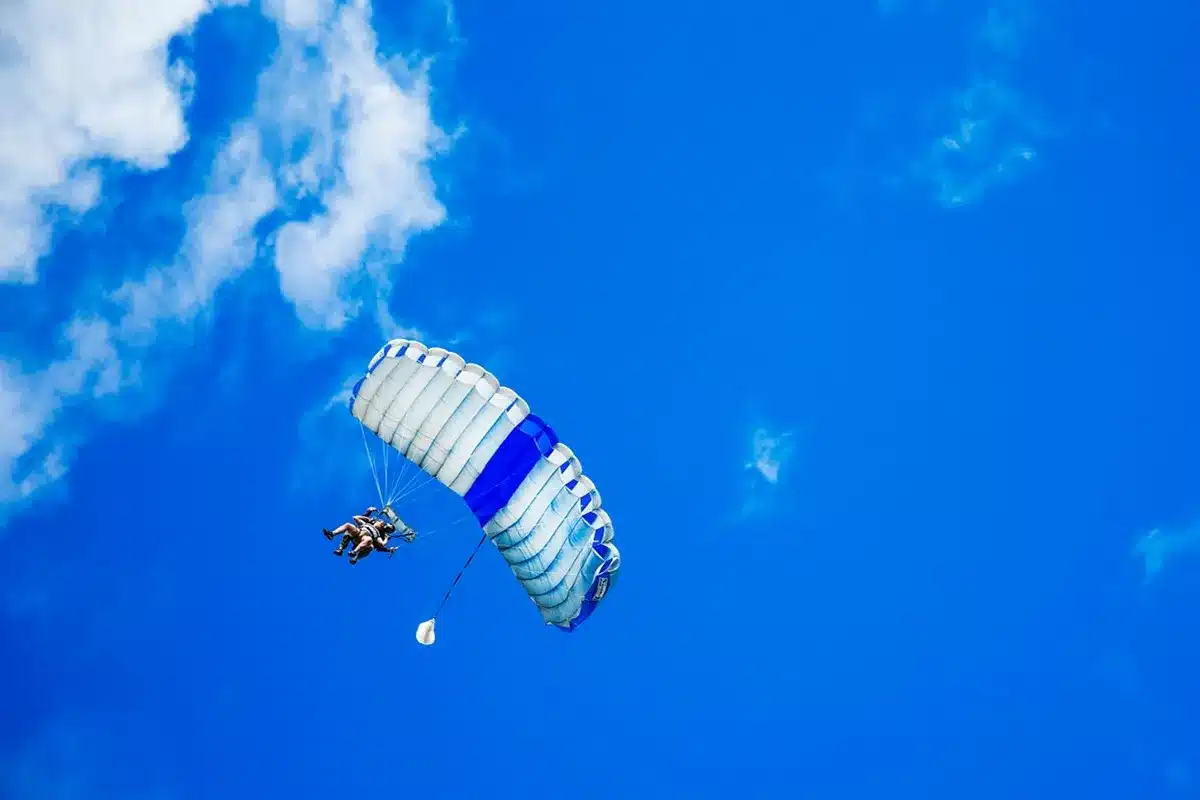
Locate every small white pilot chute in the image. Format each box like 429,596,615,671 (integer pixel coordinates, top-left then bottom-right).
415,618,436,646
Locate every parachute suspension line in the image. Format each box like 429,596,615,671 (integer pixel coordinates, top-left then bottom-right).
382,463,420,510
431,531,489,620
384,444,405,509
359,423,385,508
358,426,414,511
390,471,439,506
392,464,426,504
406,507,478,543
396,447,413,503
407,469,531,542
393,466,523,542
384,436,417,508
381,435,390,508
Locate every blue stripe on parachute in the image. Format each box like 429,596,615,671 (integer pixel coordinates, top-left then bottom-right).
464,414,560,526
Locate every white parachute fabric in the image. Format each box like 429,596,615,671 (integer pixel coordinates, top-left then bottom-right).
349,339,620,631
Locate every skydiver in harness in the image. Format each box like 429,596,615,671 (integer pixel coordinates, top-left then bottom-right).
322,506,416,563
323,506,379,555
347,519,398,565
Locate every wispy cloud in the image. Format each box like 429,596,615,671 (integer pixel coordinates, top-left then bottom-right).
0,0,456,518
115,122,279,338
0,360,67,508
734,425,797,521
746,426,795,485
912,78,1044,207
914,1,1047,206
846,0,1051,208
1133,522,1200,584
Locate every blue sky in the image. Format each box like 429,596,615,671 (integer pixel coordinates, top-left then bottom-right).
2,0,1199,797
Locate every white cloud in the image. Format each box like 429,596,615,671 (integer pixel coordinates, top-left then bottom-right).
115,122,278,338
263,0,450,329
731,425,797,522
1133,523,1200,584
914,2,1047,206
915,79,1043,208
851,0,1049,207
745,426,795,485
324,372,361,413
0,0,229,283
0,0,454,517
0,362,66,508
116,0,452,336
0,124,275,517
266,0,334,30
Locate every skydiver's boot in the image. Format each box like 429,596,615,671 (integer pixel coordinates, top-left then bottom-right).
323,528,335,540
349,541,373,565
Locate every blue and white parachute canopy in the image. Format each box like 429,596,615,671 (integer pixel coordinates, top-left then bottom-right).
348,338,620,632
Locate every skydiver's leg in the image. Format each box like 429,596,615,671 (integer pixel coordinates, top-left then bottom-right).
334,532,355,556
349,536,373,564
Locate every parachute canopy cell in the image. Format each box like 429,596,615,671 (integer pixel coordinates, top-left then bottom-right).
349,338,620,631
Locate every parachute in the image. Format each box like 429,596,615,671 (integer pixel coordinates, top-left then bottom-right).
348,338,621,637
